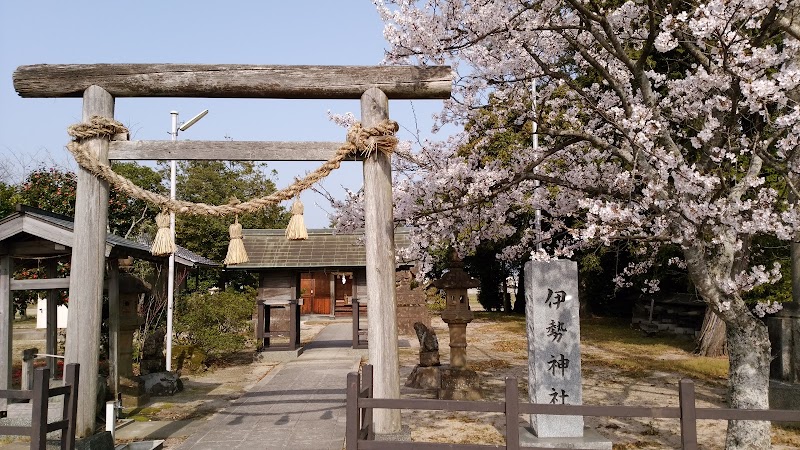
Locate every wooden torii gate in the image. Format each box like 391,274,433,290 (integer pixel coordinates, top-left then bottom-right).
12,64,452,437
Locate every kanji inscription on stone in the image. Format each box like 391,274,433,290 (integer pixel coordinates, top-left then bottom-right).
525,259,583,438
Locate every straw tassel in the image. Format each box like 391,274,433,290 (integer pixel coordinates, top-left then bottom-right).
224,216,249,265
285,198,308,240
151,211,175,256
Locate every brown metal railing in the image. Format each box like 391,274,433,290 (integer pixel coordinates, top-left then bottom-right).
0,364,80,450
346,364,800,450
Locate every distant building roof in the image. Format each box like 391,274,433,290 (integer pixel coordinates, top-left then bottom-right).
135,235,219,268
231,228,413,269
0,205,217,267
174,245,219,268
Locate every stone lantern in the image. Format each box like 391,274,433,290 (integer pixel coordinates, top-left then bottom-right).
432,258,478,368
431,257,482,400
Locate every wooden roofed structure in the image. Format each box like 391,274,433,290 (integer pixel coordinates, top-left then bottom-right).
0,205,217,411
230,228,413,317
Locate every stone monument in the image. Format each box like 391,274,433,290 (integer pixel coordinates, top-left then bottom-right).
767,301,800,412
139,328,166,375
522,260,611,448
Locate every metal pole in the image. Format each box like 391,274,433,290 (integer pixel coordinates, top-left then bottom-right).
167,111,178,372
532,80,542,252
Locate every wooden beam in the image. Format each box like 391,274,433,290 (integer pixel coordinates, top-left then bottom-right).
21,217,73,248
13,64,453,100
0,256,11,412
46,260,58,374
109,140,358,161
0,217,24,244
6,240,70,257
10,278,70,291
65,85,114,438
361,87,401,434
107,260,119,398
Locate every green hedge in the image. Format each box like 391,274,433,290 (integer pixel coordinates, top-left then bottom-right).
175,287,256,357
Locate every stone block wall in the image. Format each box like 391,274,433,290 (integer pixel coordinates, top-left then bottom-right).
396,267,430,334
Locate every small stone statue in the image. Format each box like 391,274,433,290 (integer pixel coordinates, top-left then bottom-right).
140,328,166,374
413,322,440,366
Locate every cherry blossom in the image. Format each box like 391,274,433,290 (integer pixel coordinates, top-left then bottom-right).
344,1,800,448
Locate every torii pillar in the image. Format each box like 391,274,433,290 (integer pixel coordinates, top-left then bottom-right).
362,87,401,432
66,85,114,437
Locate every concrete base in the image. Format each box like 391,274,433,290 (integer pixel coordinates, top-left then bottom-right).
115,419,203,441
374,425,412,442
770,379,800,426
256,347,304,361
520,427,612,449
76,431,114,450
114,441,164,450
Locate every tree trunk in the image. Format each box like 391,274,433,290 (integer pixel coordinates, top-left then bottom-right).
725,316,771,449
514,262,526,313
682,239,771,449
696,308,727,357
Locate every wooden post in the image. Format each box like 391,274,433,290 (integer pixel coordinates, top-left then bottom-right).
329,273,336,318
65,85,114,437
679,379,698,450
0,255,11,413
30,368,50,450
21,348,38,390
256,300,265,345
346,371,360,450
361,87,401,434
505,377,520,450
361,365,374,440
107,259,120,398
62,363,80,450
352,298,360,349
46,259,58,375
289,300,298,351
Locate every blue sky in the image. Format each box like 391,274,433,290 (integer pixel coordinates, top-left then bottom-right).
0,2,448,228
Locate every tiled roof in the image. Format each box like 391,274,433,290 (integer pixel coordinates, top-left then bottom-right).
232,228,413,269
174,246,219,267
135,235,219,267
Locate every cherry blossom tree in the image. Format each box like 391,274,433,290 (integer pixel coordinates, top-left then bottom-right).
360,1,800,448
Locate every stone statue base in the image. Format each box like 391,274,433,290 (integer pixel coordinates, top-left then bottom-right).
406,365,442,390
439,366,482,400
406,364,482,400
119,376,150,408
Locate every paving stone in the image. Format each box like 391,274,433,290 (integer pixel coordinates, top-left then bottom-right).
176,322,360,450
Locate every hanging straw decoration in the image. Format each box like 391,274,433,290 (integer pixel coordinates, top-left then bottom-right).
224,216,249,265
151,211,175,256
285,198,308,240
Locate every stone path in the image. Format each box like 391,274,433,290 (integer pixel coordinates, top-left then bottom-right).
176,322,365,450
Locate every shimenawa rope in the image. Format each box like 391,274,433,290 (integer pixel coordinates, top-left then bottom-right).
66,116,398,263
66,116,398,216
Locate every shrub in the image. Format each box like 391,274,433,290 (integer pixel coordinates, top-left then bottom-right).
175,287,256,358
